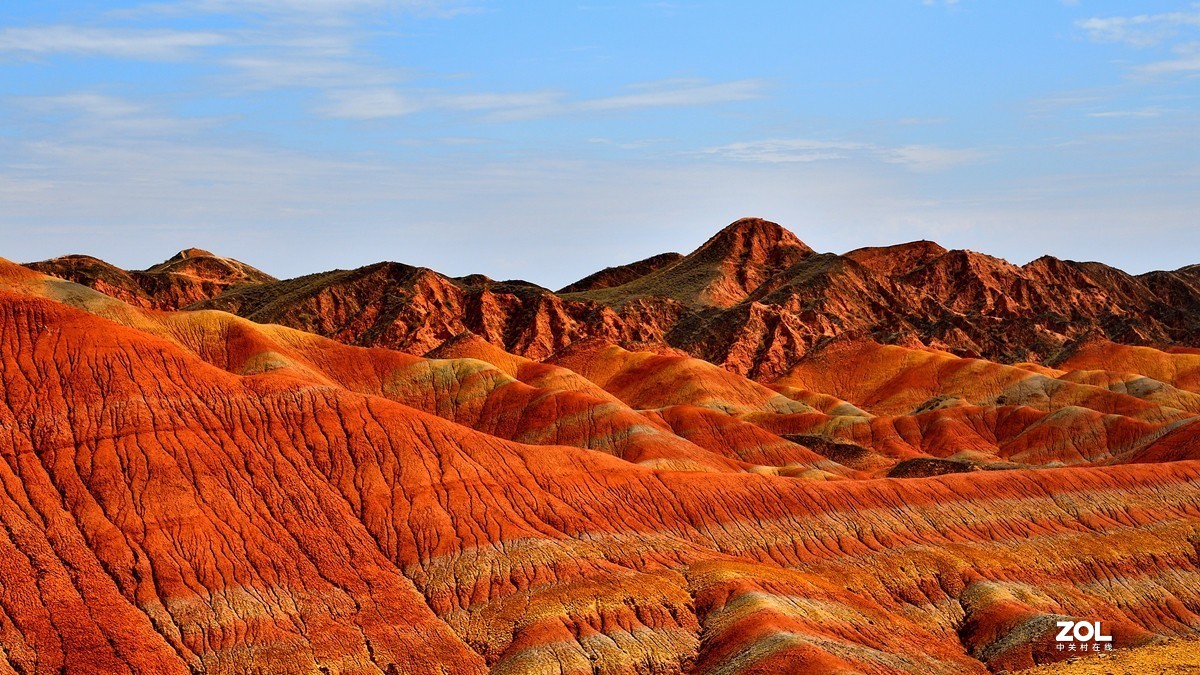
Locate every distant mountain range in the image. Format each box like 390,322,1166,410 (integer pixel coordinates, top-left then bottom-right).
29,217,1200,379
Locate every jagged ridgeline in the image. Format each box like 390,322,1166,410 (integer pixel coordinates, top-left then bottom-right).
32,218,1200,379
2,218,1200,673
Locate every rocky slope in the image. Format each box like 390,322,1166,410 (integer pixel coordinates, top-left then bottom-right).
7,220,1200,674
29,219,1200,381
26,247,275,310
557,251,684,293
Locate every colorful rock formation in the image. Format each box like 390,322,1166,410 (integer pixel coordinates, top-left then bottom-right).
6,218,1200,673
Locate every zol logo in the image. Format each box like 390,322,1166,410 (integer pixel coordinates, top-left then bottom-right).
1056,621,1112,643
1055,621,1113,653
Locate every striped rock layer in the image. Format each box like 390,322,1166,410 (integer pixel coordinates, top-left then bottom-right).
2,239,1200,674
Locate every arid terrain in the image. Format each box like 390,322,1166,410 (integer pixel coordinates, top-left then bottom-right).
4,218,1200,674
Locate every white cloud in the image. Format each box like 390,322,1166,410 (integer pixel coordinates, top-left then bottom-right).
121,0,477,20
1137,41,1200,74
322,88,423,118
22,93,144,117
696,139,865,164
1077,9,1200,47
1086,108,1164,118
586,137,671,150
879,145,984,170
1070,8,1200,83
1027,90,1111,117
8,92,227,139
317,79,765,121
440,90,564,112
224,54,394,90
0,25,225,59
578,78,763,111
700,138,983,171
895,116,951,126
483,79,767,122
320,88,565,118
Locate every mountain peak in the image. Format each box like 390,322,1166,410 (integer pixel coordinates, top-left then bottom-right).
684,218,815,307
147,249,275,284
167,247,217,263
561,218,814,308
695,217,813,260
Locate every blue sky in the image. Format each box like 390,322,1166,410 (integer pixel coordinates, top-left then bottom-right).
1,1,1198,287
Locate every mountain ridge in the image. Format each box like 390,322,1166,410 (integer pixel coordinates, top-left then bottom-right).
26,248,275,310
25,217,1200,381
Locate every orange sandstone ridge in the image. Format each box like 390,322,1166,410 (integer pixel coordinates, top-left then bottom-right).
3,218,1200,674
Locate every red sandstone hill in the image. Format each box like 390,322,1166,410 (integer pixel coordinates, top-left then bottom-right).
32,217,1200,381
6,220,1200,673
565,217,816,308
26,247,275,310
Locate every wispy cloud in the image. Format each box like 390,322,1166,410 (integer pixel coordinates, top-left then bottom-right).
484,78,766,122
1086,108,1165,118
895,116,951,126
320,88,563,119
120,0,479,20
573,78,763,111
700,138,983,171
321,88,423,118
880,144,984,170
21,93,145,118
224,53,396,90
46,0,484,113
1077,8,1200,47
698,139,866,164
586,137,671,150
0,1,763,135
320,78,766,121
0,25,225,59
8,92,226,139
1027,90,1111,117
1138,41,1200,75
1074,6,1200,78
